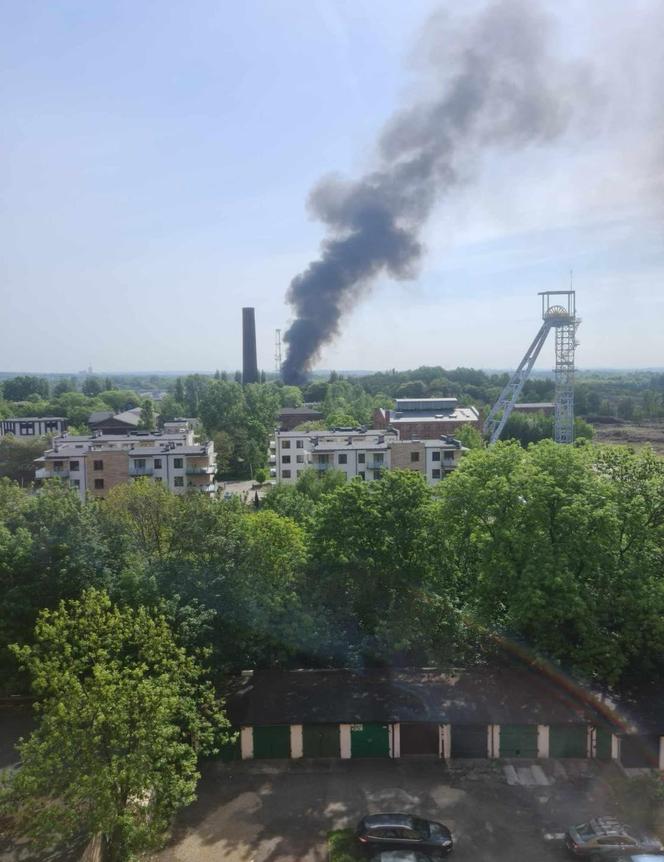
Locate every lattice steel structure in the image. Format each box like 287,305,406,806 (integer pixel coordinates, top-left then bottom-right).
483,290,578,445
274,328,282,375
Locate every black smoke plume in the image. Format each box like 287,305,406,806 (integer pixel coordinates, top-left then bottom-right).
281,0,587,384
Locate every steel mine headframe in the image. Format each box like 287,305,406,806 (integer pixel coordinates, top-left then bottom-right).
483,291,579,445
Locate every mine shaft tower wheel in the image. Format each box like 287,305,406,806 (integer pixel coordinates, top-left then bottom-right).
483,291,579,445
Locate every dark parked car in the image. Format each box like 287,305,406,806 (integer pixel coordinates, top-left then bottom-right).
565,817,663,858
357,813,453,857
370,852,435,862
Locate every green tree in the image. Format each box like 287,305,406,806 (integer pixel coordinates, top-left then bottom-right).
81,376,103,397
431,441,664,683
158,394,185,425
2,376,49,401
99,389,142,412
279,385,304,408
0,436,49,484
138,398,156,430
2,589,230,860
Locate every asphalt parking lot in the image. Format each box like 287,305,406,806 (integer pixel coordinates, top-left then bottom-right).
156,757,625,862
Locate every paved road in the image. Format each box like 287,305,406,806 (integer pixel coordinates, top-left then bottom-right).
157,758,619,862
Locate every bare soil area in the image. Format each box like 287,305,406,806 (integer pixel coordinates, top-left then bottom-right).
591,418,664,454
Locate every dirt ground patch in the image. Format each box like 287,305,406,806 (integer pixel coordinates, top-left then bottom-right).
591,418,664,454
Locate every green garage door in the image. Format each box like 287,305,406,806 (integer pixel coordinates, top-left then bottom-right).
595,727,612,761
253,725,291,759
550,725,587,758
350,723,390,757
303,723,340,758
500,724,538,758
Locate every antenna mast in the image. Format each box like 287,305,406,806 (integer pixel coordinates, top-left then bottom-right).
274,329,282,376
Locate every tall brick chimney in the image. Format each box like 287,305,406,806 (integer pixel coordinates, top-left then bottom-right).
242,307,258,384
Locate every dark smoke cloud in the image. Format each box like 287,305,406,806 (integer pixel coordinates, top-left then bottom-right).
282,0,589,384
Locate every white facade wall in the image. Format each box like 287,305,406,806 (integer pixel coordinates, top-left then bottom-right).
275,430,396,483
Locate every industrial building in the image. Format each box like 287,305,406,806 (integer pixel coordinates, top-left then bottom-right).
373,397,480,440
274,428,466,485
35,429,216,500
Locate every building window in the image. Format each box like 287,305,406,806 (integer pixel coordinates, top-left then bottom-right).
282,440,291,449
359,471,365,480
134,458,146,469
154,458,162,469
173,458,183,469
444,451,455,461
410,451,420,462
282,469,291,478
432,468,441,479
296,454,304,463
358,453,365,464
69,461,79,471
282,455,291,464
70,479,80,488
155,477,162,482
338,453,347,464
431,450,441,462
94,479,104,490
19,422,34,435
54,461,64,469
93,460,103,471
296,440,304,449
174,476,184,487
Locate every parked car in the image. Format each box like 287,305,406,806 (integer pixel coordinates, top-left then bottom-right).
356,813,453,857
565,817,663,858
370,852,435,862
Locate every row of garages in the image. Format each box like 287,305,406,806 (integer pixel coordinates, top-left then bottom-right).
222,721,664,768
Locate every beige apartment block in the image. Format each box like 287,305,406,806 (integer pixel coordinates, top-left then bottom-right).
86,450,129,498
389,440,426,474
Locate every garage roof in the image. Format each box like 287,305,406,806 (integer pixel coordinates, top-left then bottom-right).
225,665,620,729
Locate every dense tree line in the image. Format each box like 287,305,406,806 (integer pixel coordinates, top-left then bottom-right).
2,441,662,695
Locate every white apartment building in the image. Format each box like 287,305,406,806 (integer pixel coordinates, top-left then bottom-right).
274,428,465,486
35,430,216,501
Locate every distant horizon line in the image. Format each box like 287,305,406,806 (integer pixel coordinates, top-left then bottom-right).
1,366,663,378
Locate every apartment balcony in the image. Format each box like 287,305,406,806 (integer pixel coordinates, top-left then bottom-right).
186,465,215,475
312,461,332,470
367,461,385,470
36,467,69,480
129,466,154,476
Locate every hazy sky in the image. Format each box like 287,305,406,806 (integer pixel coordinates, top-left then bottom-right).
1,0,663,374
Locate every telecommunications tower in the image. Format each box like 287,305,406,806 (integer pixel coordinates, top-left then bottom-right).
483,291,579,445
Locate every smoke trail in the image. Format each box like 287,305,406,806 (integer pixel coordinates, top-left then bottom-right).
282,0,588,384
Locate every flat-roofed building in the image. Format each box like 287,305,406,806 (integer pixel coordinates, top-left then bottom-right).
0,416,67,438
275,427,465,486
373,397,479,440
35,430,216,500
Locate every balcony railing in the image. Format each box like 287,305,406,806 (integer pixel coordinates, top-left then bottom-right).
37,468,69,479
129,466,154,476
186,465,215,475
367,461,385,470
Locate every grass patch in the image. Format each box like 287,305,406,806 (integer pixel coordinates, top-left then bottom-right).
328,828,363,862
